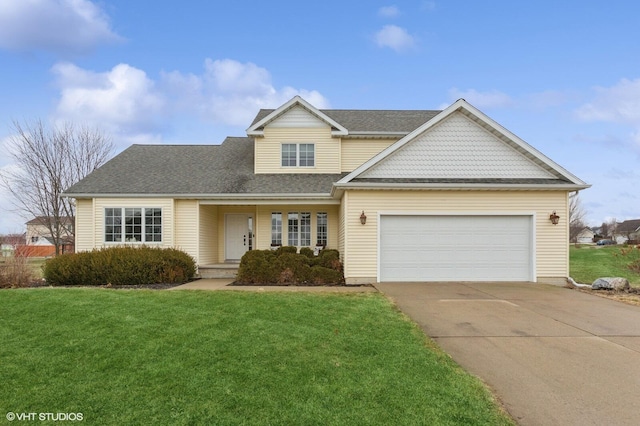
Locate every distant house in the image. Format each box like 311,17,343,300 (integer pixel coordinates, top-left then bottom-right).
1,234,25,257
575,227,595,244
614,219,640,244
25,216,74,255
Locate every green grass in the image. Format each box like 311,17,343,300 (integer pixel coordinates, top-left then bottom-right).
0,289,512,425
570,245,640,286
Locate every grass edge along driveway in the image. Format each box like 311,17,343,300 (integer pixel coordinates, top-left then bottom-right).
0,289,512,425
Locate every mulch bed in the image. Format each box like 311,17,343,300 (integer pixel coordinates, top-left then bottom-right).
571,285,640,306
229,281,371,287
7,280,182,290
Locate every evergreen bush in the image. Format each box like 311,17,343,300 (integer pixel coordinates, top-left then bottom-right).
235,248,344,285
43,246,196,286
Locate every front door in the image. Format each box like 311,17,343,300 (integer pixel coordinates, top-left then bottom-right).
225,214,250,261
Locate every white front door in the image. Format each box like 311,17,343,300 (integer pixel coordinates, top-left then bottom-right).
225,214,249,261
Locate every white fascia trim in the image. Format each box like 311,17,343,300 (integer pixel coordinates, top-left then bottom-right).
333,182,591,191
246,95,348,136
200,199,340,205
338,99,589,187
63,193,338,200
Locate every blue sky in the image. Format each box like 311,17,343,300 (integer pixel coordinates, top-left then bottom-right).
1,0,639,234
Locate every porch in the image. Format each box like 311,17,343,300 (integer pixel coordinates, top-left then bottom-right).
183,202,339,270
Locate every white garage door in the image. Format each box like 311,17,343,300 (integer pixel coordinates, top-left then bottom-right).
379,215,533,282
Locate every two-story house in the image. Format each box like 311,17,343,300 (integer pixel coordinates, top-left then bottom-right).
64,96,589,284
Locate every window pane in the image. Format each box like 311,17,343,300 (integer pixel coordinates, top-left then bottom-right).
125,208,142,242
317,212,327,246
105,208,122,242
288,212,299,246
145,208,162,242
271,212,282,245
299,144,314,167
281,144,297,167
300,212,311,246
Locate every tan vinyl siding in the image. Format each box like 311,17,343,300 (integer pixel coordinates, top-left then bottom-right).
255,127,339,173
343,190,569,283
255,205,339,250
267,105,329,128
340,138,397,172
172,199,198,262
92,197,175,248
75,198,94,252
198,205,218,265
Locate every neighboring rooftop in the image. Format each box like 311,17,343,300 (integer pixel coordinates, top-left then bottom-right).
617,219,640,233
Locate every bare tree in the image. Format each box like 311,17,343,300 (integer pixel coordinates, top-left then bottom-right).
0,120,113,255
569,192,588,243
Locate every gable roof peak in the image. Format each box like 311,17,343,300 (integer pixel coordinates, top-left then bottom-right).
336,98,590,190
246,96,348,136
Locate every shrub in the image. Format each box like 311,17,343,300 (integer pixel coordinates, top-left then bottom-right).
616,245,640,274
0,254,33,288
309,265,344,286
236,250,278,284
299,247,315,258
235,248,344,285
43,246,196,286
315,249,342,272
276,246,298,255
274,253,311,284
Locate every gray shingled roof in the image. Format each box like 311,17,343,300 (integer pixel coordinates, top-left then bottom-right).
250,109,440,133
64,137,346,196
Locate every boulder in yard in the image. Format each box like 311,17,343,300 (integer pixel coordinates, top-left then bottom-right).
592,277,630,291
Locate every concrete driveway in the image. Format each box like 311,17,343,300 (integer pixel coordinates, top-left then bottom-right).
374,282,640,426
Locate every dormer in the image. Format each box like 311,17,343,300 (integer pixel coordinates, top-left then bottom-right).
248,96,346,174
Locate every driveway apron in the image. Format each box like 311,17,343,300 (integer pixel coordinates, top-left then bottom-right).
375,282,640,426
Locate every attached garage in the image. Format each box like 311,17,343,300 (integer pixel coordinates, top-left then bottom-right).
379,215,534,282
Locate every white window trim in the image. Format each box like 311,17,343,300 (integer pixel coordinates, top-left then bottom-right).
104,207,163,244
281,143,315,168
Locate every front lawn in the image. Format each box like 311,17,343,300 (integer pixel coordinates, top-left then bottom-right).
570,245,640,286
0,289,512,425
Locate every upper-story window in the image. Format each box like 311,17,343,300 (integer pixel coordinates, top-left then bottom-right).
281,143,314,167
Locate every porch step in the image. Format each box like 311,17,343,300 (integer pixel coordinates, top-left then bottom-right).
198,264,239,279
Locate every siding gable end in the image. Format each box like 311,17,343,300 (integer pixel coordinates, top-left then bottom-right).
359,112,555,179
267,105,330,129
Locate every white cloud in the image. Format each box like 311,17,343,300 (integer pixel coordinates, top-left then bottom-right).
0,0,123,54
162,58,330,126
52,62,165,135
575,78,640,125
47,58,328,145
378,6,400,18
446,88,513,109
374,25,416,52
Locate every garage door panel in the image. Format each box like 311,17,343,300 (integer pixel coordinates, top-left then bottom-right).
380,215,532,282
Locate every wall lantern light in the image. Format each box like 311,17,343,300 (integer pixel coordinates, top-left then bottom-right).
549,211,560,225
360,211,367,225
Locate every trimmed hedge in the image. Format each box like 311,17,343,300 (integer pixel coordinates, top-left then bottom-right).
236,248,344,286
43,246,196,286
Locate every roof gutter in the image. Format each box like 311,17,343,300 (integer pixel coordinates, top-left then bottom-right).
62,192,338,201
331,182,591,195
